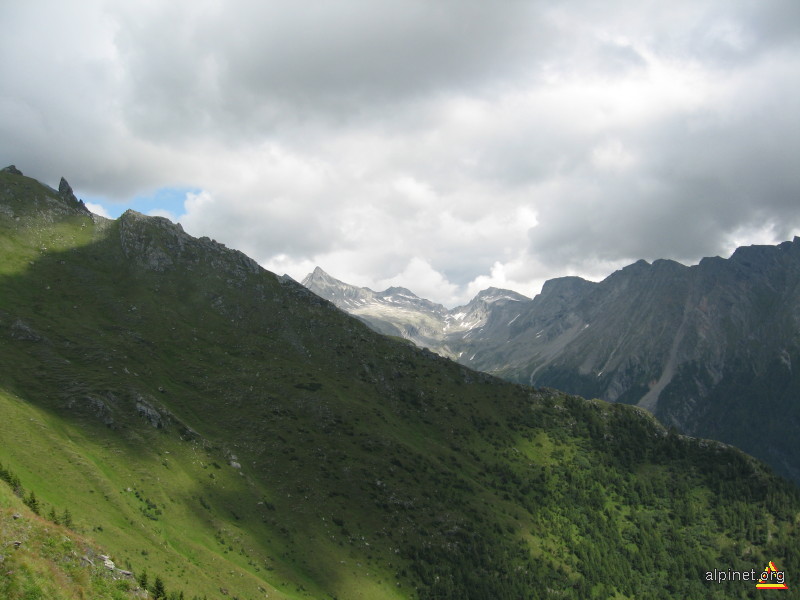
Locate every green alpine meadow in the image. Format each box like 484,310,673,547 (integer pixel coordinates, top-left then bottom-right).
1,167,799,599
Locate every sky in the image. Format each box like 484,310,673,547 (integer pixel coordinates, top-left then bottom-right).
2,0,799,306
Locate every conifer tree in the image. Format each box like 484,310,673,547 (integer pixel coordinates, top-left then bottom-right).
24,491,40,514
138,569,148,590
151,575,167,599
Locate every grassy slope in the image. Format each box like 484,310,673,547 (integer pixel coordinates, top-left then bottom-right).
0,474,148,600
1,170,799,599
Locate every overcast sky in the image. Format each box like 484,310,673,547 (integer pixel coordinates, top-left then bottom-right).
3,0,799,306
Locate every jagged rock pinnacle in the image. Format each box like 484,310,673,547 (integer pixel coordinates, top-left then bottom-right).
59,177,75,198
58,176,90,214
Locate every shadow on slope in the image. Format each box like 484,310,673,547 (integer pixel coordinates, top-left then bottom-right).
1,171,799,599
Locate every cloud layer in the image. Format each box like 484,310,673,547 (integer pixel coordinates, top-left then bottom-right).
2,0,799,305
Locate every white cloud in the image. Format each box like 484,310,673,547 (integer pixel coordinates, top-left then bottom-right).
85,202,112,219
376,258,461,307
147,208,177,221
1,0,799,307
591,139,637,172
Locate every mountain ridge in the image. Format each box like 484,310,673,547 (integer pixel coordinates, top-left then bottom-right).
303,238,800,483
302,267,529,356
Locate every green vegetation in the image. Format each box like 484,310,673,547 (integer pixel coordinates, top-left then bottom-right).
1,169,799,599
0,471,141,600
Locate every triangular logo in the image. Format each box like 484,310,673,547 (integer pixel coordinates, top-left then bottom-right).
756,561,788,590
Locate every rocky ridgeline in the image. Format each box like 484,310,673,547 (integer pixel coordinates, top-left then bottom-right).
117,209,261,282
1,165,93,225
301,267,529,358
305,241,800,484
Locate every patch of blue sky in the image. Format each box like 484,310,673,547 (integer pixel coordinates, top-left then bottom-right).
79,186,201,221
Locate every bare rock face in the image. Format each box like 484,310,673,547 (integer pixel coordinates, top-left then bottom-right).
58,177,75,198
2,165,23,175
118,210,186,272
57,177,90,214
135,394,167,429
117,210,261,281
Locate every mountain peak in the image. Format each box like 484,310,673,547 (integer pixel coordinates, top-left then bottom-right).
382,286,418,297
57,176,90,214
301,266,345,288
58,176,74,197
473,287,529,303
2,164,23,175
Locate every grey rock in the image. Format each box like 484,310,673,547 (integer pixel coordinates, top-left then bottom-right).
1,165,22,175
118,210,261,280
135,394,166,428
58,177,74,198
10,318,43,342
57,177,90,213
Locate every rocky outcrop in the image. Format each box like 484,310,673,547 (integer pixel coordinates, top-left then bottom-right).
10,318,44,342
66,395,116,427
118,210,186,272
57,177,90,214
118,210,261,282
134,394,168,429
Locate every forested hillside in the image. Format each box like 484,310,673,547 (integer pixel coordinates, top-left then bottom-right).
1,167,798,599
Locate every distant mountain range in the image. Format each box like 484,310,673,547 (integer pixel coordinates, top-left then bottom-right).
4,165,800,598
303,241,800,483
301,266,529,357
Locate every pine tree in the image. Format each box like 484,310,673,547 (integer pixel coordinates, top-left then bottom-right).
11,474,23,497
24,491,40,515
151,575,167,599
138,569,148,590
